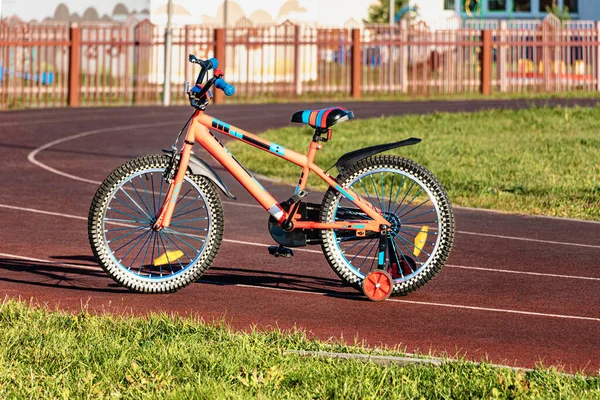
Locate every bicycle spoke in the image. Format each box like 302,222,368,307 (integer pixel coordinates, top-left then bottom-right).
148,232,159,277
387,173,394,213
391,175,406,206
369,174,384,212
170,217,208,224
107,207,149,224
164,228,206,242
392,180,415,215
394,188,423,216
112,195,151,222
380,172,386,212
138,174,155,217
105,226,143,233
118,187,153,221
112,229,152,255
393,233,431,258
388,239,406,278
138,231,155,273
172,206,207,220
105,217,148,225
338,235,372,253
167,225,208,231
119,229,152,262
158,231,184,272
358,178,378,212
129,231,155,270
163,229,203,252
150,172,157,216
161,231,195,264
349,238,375,263
402,209,436,223
399,197,431,219
357,240,378,272
130,179,153,216
157,176,164,216
156,233,174,275
107,226,148,243
395,230,437,247
392,234,424,266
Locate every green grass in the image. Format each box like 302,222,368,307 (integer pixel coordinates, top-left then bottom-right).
0,299,598,399
227,106,600,220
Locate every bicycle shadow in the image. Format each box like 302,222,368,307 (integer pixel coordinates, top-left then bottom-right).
202,265,363,300
0,255,364,300
0,257,127,294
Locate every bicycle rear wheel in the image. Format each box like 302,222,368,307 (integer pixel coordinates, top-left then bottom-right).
88,154,224,293
320,155,454,296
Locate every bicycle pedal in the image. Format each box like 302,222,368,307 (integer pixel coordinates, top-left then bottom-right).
268,245,294,258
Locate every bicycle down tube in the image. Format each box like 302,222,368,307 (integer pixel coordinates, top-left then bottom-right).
155,110,389,231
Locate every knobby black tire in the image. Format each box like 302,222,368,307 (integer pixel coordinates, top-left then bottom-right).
88,154,224,293
320,155,454,296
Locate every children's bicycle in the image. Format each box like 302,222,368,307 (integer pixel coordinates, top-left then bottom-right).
88,55,454,302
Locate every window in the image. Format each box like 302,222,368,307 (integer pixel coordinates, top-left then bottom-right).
514,0,531,11
489,0,507,11
461,0,479,13
563,0,578,12
539,0,554,12
444,0,455,10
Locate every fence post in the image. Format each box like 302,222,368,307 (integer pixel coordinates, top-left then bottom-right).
499,21,507,93
68,24,81,107
213,28,225,104
351,28,361,99
294,25,302,96
400,19,408,94
597,21,600,91
480,29,492,96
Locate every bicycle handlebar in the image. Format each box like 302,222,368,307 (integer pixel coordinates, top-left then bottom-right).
214,78,235,96
189,54,218,70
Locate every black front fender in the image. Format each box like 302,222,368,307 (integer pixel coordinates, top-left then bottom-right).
162,150,236,199
335,137,421,173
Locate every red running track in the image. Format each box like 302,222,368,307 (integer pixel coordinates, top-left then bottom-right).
0,99,599,373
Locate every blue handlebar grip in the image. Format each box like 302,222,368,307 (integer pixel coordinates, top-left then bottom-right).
208,58,218,69
214,78,235,96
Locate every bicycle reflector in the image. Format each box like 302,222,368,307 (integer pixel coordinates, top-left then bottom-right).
153,250,185,266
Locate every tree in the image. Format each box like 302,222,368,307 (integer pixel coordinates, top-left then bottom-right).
364,0,409,24
545,0,571,21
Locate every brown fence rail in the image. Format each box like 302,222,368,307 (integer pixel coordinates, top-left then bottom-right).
1,18,599,109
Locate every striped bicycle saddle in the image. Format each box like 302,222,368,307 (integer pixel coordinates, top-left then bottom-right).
291,107,354,129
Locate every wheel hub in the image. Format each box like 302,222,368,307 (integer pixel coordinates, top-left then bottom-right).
382,212,401,234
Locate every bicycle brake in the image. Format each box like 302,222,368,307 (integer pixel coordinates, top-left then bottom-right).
163,147,179,183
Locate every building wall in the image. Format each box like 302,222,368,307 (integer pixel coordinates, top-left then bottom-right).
579,1,600,21
409,0,459,29
0,0,376,26
430,0,598,21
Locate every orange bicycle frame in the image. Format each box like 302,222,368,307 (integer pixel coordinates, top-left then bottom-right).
154,110,389,231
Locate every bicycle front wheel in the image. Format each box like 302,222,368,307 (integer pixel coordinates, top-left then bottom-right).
88,154,224,293
320,155,454,296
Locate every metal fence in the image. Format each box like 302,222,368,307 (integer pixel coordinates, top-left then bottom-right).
1,16,599,109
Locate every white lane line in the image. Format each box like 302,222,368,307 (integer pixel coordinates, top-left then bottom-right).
27,122,182,184
0,252,101,272
446,264,600,282
0,112,186,127
0,251,597,323
457,230,600,249
1,203,599,282
0,204,88,220
26,122,600,249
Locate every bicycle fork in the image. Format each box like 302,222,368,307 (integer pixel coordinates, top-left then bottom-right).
153,139,195,230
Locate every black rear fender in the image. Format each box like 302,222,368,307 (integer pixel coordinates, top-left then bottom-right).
334,137,421,173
